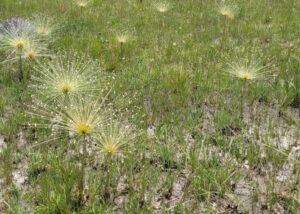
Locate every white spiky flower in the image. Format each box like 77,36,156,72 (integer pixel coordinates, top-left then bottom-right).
224,57,273,80
218,2,238,20
75,0,92,8
0,28,44,62
96,122,136,155
28,97,112,141
154,1,171,13
21,42,52,61
30,14,58,37
0,17,36,36
30,52,103,102
116,34,130,44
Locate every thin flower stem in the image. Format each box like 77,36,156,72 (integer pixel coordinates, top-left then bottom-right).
105,154,112,187
19,54,23,82
120,42,124,58
79,134,87,204
223,18,226,37
240,79,248,118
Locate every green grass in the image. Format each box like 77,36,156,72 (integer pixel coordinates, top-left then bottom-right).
0,0,299,213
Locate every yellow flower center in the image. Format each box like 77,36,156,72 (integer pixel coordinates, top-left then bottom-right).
61,84,73,94
28,52,35,59
16,41,24,48
104,143,117,153
39,28,49,35
221,10,234,19
117,36,127,44
76,123,91,134
241,74,250,80
79,3,86,7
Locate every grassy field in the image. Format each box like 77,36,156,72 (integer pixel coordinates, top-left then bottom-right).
0,0,299,213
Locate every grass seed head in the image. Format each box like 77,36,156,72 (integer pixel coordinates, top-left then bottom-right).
75,0,92,8
0,17,36,36
30,14,58,37
154,1,171,13
22,41,51,61
116,34,129,44
30,52,102,102
218,2,238,20
0,28,45,62
0,30,30,52
224,57,274,81
28,96,112,141
97,122,136,156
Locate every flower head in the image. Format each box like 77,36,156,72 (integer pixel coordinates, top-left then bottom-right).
154,1,171,13
75,0,92,8
28,97,111,141
96,122,136,156
30,52,103,102
0,17,36,36
0,30,30,52
0,28,44,62
17,41,24,48
30,14,58,37
116,34,130,44
24,45,51,61
224,57,273,81
218,2,238,20
65,99,107,136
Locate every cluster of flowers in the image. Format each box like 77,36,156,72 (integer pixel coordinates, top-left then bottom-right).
0,16,52,63
0,15,136,156
0,11,138,201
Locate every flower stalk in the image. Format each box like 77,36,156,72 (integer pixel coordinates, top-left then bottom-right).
79,134,88,204
19,53,23,82
240,79,248,118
